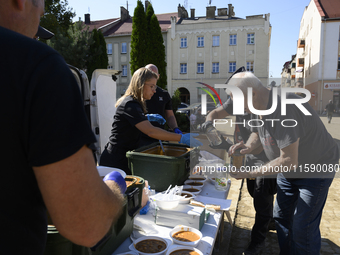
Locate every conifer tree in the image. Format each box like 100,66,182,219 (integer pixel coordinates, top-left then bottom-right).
130,0,167,88
98,31,109,69
145,3,155,64
130,0,147,75
86,29,108,80
148,14,167,89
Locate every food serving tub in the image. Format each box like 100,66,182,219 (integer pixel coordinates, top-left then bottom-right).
127,142,199,191
91,175,145,255
44,174,145,255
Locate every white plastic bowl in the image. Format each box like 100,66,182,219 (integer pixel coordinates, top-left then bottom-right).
132,236,170,255
116,252,139,255
179,191,196,204
188,175,207,183
166,246,203,255
97,166,126,179
208,176,216,185
151,193,181,210
169,225,202,247
183,180,204,188
182,186,202,195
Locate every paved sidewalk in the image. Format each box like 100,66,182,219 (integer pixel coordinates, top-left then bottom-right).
214,115,340,255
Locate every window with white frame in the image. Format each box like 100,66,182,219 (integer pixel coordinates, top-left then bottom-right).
107,43,112,54
108,65,113,69
180,63,187,74
122,65,128,76
338,57,340,69
246,61,254,72
180,37,187,48
197,63,204,73
247,33,255,44
212,63,219,73
121,42,127,53
230,34,237,45
197,36,204,47
212,35,220,46
229,62,236,73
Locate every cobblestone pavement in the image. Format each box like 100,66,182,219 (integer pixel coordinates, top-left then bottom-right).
214,115,340,255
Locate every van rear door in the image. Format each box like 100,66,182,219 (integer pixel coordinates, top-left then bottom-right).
90,69,120,161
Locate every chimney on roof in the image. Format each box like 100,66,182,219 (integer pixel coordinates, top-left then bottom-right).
145,0,150,12
217,8,228,16
191,9,195,19
85,13,90,24
206,6,216,19
228,4,235,18
178,4,188,19
120,6,130,22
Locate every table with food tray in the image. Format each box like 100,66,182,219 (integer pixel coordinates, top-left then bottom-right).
112,180,232,255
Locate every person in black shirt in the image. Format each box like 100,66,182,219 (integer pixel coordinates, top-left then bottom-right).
228,71,337,255
100,67,202,174
0,1,125,254
139,64,182,147
203,98,276,255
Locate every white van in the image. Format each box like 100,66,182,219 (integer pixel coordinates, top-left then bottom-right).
68,65,121,162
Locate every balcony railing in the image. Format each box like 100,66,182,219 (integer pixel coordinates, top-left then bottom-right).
298,58,304,67
298,38,305,48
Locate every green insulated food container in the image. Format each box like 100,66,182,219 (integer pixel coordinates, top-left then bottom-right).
91,175,145,255
44,176,145,255
126,142,200,191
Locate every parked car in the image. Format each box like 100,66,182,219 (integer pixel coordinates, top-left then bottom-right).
176,102,218,116
177,102,189,110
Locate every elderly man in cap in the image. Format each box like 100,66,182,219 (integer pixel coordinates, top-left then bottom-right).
228,71,338,254
0,1,125,254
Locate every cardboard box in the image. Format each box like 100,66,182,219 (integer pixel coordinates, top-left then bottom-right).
155,204,206,230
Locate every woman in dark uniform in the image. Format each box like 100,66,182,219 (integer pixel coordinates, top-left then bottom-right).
100,67,201,174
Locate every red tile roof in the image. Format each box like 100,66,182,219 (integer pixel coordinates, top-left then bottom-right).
315,0,340,19
85,18,119,32
102,12,177,37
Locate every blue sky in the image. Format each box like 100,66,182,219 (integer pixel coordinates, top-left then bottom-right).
67,0,312,79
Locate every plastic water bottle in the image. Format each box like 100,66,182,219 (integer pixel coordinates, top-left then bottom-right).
214,166,228,191
206,125,222,146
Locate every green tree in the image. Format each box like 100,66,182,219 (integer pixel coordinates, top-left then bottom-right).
130,0,147,75
130,0,167,88
148,14,167,89
171,89,190,132
98,31,109,69
171,89,182,112
48,22,92,70
86,29,108,80
145,3,155,64
40,0,75,42
146,3,155,28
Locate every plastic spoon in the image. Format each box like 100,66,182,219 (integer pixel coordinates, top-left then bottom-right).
159,140,165,155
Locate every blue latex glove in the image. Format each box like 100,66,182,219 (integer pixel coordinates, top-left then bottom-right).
146,114,166,125
174,127,183,134
180,133,203,147
103,171,127,194
140,201,150,215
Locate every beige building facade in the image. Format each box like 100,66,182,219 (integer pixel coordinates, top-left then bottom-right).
167,5,271,104
85,2,271,104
